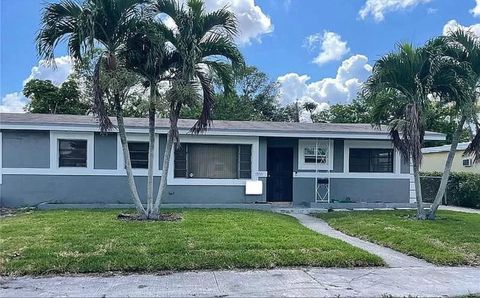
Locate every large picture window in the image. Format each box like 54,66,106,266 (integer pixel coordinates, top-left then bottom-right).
174,143,251,179
349,148,394,173
58,139,87,167
128,141,149,169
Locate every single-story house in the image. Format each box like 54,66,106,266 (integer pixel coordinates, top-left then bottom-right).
0,113,445,208
421,142,479,174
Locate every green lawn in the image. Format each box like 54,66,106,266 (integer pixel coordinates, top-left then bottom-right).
316,210,480,266
0,209,383,275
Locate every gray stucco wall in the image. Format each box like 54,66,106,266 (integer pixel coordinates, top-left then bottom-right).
2,130,50,168
330,178,409,203
259,137,267,171
94,133,117,169
293,178,315,206
333,139,344,172
0,174,264,207
291,177,410,206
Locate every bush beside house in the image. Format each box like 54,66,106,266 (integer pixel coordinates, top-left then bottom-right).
421,172,480,209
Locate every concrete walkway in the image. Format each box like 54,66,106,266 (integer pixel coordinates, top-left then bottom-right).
289,213,434,268
439,205,480,214
2,267,479,297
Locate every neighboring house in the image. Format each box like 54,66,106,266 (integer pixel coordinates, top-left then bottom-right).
0,113,445,208
421,142,479,174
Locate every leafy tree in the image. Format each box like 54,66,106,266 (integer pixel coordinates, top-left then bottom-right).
23,78,89,114
192,66,281,121
313,99,370,123
235,66,280,120
303,101,317,122
37,0,150,216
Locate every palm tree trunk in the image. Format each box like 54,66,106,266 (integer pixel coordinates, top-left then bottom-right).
152,127,174,215
413,160,426,220
427,115,467,219
146,83,156,217
114,95,146,216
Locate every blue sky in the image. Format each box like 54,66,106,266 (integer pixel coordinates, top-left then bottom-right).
1,0,480,113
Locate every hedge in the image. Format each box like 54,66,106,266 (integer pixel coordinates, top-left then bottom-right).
420,172,480,209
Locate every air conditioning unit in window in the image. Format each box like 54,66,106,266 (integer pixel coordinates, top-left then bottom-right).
463,158,473,167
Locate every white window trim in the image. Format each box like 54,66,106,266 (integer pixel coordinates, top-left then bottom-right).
167,135,259,186
49,131,94,174
298,139,333,170
116,133,161,176
343,140,401,177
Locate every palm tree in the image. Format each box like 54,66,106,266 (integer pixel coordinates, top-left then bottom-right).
37,0,148,216
363,43,435,219
124,19,177,217
426,29,480,219
149,0,244,216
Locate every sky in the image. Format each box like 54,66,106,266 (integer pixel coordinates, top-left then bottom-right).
1,0,480,115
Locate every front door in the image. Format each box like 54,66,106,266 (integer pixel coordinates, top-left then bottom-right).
267,147,293,202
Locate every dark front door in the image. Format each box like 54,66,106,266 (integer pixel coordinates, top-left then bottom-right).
267,147,293,202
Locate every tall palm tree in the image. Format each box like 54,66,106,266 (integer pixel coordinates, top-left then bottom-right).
150,0,244,216
124,19,177,217
37,0,148,216
363,43,435,219
427,29,480,219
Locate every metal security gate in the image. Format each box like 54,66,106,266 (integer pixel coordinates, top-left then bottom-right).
314,139,331,203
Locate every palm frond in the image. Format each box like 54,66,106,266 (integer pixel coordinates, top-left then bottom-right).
93,55,114,132
190,70,214,134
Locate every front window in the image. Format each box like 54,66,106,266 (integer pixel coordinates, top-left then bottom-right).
174,143,251,179
128,141,148,169
58,139,87,167
304,146,328,164
298,140,331,170
349,148,394,173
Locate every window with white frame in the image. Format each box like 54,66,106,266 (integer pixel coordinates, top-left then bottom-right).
349,148,394,173
298,140,332,170
50,131,94,170
344,140,400,174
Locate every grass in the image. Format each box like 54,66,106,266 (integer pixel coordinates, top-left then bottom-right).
316,210,480,266
0,209,383,275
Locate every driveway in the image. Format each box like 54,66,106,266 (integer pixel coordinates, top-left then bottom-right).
1,267,479,297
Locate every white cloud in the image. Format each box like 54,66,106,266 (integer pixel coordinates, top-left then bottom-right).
170,0,273,45
305,31,350,65
443,19,480,37
0,92,28,113
471,0,480,17
24,56,73,86
277,55,372,109
0,56,73,113
359,0,431,22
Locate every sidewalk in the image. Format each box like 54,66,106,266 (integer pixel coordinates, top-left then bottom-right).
439,205,480,214
288,213,433,268
1,267,479,297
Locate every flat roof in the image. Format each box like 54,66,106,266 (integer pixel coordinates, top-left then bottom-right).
422,142,470,153
0,113,446,140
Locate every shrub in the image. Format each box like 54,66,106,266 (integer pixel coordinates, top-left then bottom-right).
421,172,480,209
